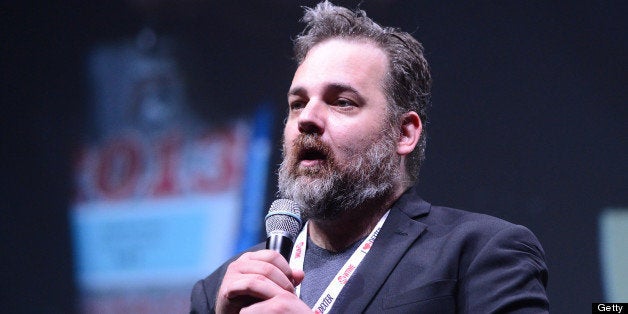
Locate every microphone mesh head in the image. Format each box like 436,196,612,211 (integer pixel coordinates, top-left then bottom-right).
265,199,302,241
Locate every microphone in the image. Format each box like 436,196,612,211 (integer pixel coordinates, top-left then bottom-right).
265,199,302,261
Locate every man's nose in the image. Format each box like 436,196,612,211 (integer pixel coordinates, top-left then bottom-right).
297,100,325,135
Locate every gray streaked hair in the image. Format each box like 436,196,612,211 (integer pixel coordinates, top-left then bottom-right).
293,1,432,183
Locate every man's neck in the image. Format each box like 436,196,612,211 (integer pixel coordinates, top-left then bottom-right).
307,185,406,252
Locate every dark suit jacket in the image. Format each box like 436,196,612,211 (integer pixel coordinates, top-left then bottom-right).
190,186,549,313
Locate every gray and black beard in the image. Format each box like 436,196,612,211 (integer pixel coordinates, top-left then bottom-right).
277,130,400,221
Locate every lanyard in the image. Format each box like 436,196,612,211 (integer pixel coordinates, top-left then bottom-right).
289,211,390,314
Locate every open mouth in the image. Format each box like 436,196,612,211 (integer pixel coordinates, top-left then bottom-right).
297,147,328,166
290,134,332,169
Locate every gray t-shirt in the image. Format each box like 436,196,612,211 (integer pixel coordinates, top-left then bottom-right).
299,235,365,308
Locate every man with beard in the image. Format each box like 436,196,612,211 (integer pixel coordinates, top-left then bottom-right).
191,2,549,313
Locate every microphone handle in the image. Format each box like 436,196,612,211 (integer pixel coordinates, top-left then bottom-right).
266,233,294,262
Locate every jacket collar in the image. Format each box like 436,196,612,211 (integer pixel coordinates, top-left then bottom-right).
331,185,431,313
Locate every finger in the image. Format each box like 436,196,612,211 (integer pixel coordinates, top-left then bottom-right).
220,294,261,311
226,274,292,301
234,259,295,292
291,269,305,286
244,250,293,277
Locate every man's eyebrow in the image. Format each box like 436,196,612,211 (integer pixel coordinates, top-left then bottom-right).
326,83,359,96
327,83,366,104
288,83,365,103
287,86,306,97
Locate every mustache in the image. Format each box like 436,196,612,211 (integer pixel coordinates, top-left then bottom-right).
290,134,333,162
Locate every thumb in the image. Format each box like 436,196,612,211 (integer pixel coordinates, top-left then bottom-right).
291,269,305,287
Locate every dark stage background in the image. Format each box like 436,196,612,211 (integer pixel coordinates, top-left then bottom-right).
3,1,626,313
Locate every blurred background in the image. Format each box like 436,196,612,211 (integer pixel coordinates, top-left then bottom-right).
3,1,626,313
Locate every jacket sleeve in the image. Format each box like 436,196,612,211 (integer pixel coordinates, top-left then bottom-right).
190,263,229,314
458,224,549,313
190,243,266,314
190,279,211,314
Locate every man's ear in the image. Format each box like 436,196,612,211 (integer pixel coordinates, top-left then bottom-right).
397,111,422,156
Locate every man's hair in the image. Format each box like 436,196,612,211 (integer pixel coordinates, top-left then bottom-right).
293,1,432,183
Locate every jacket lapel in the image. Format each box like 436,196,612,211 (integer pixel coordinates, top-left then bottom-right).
332,188,430,313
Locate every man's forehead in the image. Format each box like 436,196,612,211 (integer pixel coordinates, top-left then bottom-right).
289,38,388,94
301,38,386,64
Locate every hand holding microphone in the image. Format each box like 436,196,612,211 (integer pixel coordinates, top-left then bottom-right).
216,200,309,314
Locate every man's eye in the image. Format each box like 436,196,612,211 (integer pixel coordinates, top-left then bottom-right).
289,101,305,110
334,99,354,107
